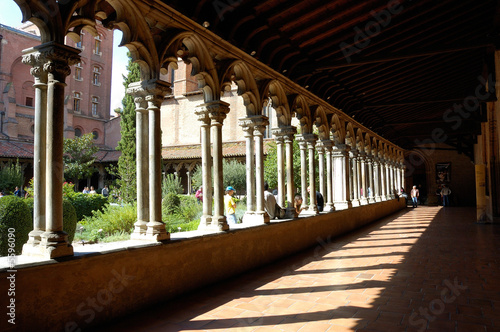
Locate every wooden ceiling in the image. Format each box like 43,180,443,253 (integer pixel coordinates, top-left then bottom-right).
163,0,500,156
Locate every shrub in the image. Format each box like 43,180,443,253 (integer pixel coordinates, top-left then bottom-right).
0,196,32,256
80,203,136,236
68,193,108,221
162,192,181,215
162,173,184,195
24,197,78,244
63,199,78,244
0,160,24,194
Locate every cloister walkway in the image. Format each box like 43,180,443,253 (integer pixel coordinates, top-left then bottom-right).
95,206,500,332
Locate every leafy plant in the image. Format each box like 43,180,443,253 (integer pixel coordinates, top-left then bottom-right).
162,173,184,195
191,159,247,194
0,160,24,194
67,193,108,221
63,133,99,191
80,203,136,237
0,196,32,256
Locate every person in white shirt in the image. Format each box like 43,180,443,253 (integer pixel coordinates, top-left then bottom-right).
440,184,451,207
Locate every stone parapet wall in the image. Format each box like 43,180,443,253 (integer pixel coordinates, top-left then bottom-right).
0,199,405,331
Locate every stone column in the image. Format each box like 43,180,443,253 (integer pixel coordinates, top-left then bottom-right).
254,118,270,223
27,43,80,258
195,106,213,229
359,152,368,205
273,131,285,207
297,135,308,210
323,140,335,211
400,163,406,190
284,127,297,217
22,49,48,254
240,120,255,216
316,142,326,201
333,144,352,210
380,159,387,200
209,101,230,230
367,157,376,204
374,158,382,202
350,150,360,207
305,134,318,215
387,161,393,199
146,80,171,240
128,85,149,239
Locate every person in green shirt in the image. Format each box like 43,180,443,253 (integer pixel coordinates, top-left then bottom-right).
224,186,237,224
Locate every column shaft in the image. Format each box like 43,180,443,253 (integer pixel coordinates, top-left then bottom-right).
276,137,285,207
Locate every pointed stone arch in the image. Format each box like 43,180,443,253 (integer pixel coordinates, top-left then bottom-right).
345,122,356,149
291,95,312,133
364,133,372,155
355,128,365,152
313,106,330,140
330,114,345,145
261,80,292,126
220,60,261,116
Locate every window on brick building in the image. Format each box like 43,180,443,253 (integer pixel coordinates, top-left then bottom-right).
170,69,175,88
75,128,82,137
93,66,101,86
75,62,82,81
92,130,99,140
94,35,102,55
73,92,81,113
92,96,99,116
76,34,83,49
26,97,33,107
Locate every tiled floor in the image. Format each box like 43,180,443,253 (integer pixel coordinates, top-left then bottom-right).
95,206,500,331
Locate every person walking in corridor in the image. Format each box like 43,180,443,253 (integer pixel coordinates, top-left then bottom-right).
411,185,419,208
441,184,451,207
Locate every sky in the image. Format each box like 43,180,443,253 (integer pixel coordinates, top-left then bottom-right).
0,1,129,116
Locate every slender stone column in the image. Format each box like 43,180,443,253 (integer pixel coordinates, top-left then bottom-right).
254,119,270,223
333,144,352,210
380,159,388,200
316,142,326,200
367,157,376,203
274,133,285,207
239,119,255,217
374,158,382,202
350,150,360,206
196,106,213,229
359,153,368,205
297,135,308,210
305,134,318,215
387,161,393,199
284,127,297,217
400,163,406,190
23,43,80,258
146,80,171,240
22,50,48,253
209,101,230,230
324,141,335,211
127,86,148,239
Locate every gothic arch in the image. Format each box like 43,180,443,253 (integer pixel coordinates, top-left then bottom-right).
262,80,292,126
345,122,356,149
313,106,329,140
220,60,261,116
355,128,365,152
291,94,312,133
364,133,372,155
330,114,345,145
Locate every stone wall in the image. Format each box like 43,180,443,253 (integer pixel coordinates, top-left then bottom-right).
0,199,405,331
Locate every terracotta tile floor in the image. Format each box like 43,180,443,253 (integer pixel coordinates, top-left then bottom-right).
95,206,500,332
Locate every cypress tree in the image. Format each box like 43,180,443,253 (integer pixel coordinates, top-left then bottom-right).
114,54,141,203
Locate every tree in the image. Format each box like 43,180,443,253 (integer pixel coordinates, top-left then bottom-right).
113,54,141,203
191,159,247,194
263,140,302,193
0,160,24,194
63,133,99,190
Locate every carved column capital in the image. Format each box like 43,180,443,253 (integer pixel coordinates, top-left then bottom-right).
207,101,230,125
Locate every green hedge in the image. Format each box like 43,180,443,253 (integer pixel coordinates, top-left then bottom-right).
67,193,108,221
0,196,32,256
24,197,78,244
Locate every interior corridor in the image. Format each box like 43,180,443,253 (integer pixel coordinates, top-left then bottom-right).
95,206,500,332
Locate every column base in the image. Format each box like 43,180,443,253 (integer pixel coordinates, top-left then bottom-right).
144,221,170,241
334,201,352,210
25,229,44,246
324,203,335,212
351,199,361,207
368,197,376,204
360,197,369,205
243,211,270,225
381,195,388,201
375,196,382,202
23,231,73,259
130,220,148,240
210,215,229,231
301,207,319,216
197,215,213,231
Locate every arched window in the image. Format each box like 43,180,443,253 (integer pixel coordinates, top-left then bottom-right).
73,92,81,113
92,96,99,116
75,128,82,137
93,66,101,86
92,130,99,140
94,34,102,55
